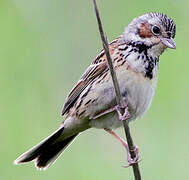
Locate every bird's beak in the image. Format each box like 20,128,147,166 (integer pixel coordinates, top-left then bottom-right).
160,37,176,49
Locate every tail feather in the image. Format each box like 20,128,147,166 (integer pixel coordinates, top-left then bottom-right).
14,126,77,170
36,134,77,169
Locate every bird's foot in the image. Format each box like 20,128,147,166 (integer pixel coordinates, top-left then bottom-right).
123,144,140,168
104,128,139,168
115,98,131,121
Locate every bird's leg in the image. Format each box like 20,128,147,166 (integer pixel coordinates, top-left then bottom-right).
91,98,130,120
115,98,131,121
91,106,116,119
104,128,139,167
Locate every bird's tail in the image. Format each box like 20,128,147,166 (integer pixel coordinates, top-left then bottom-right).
14,126,78,170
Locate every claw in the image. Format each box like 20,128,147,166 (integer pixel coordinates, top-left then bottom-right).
123,145,140,168
123,159,142,168
115,98,131,121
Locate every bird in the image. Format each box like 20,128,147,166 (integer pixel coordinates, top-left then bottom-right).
14,12,176,170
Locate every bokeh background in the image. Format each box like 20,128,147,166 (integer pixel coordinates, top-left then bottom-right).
1,0,188,179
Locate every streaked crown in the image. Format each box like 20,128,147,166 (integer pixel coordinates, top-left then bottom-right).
123,13,176,51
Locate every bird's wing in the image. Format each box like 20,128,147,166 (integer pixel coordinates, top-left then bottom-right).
61,38,121,116
61,60,107,115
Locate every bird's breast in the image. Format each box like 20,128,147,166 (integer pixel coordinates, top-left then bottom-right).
88,64,158,129
119,65,158,120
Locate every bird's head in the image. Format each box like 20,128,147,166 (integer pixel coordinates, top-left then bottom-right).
123,12,176,56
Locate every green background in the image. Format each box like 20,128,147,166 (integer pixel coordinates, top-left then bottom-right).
1,0,188,179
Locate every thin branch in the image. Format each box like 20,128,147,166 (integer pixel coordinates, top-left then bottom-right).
92,0,142,179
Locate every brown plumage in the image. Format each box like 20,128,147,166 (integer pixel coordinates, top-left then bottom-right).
14,12,176,170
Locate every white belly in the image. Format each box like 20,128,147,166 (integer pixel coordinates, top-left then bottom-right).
89,69,158,129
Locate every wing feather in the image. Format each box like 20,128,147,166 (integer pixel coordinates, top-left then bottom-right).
62,62,107,115
61,37,120,116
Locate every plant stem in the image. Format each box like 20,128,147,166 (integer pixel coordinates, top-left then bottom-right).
92,0,142,179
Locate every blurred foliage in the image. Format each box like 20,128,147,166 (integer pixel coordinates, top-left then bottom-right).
1,0,189,179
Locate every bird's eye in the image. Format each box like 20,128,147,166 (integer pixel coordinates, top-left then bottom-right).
152,26,160,35
167,32,172,38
